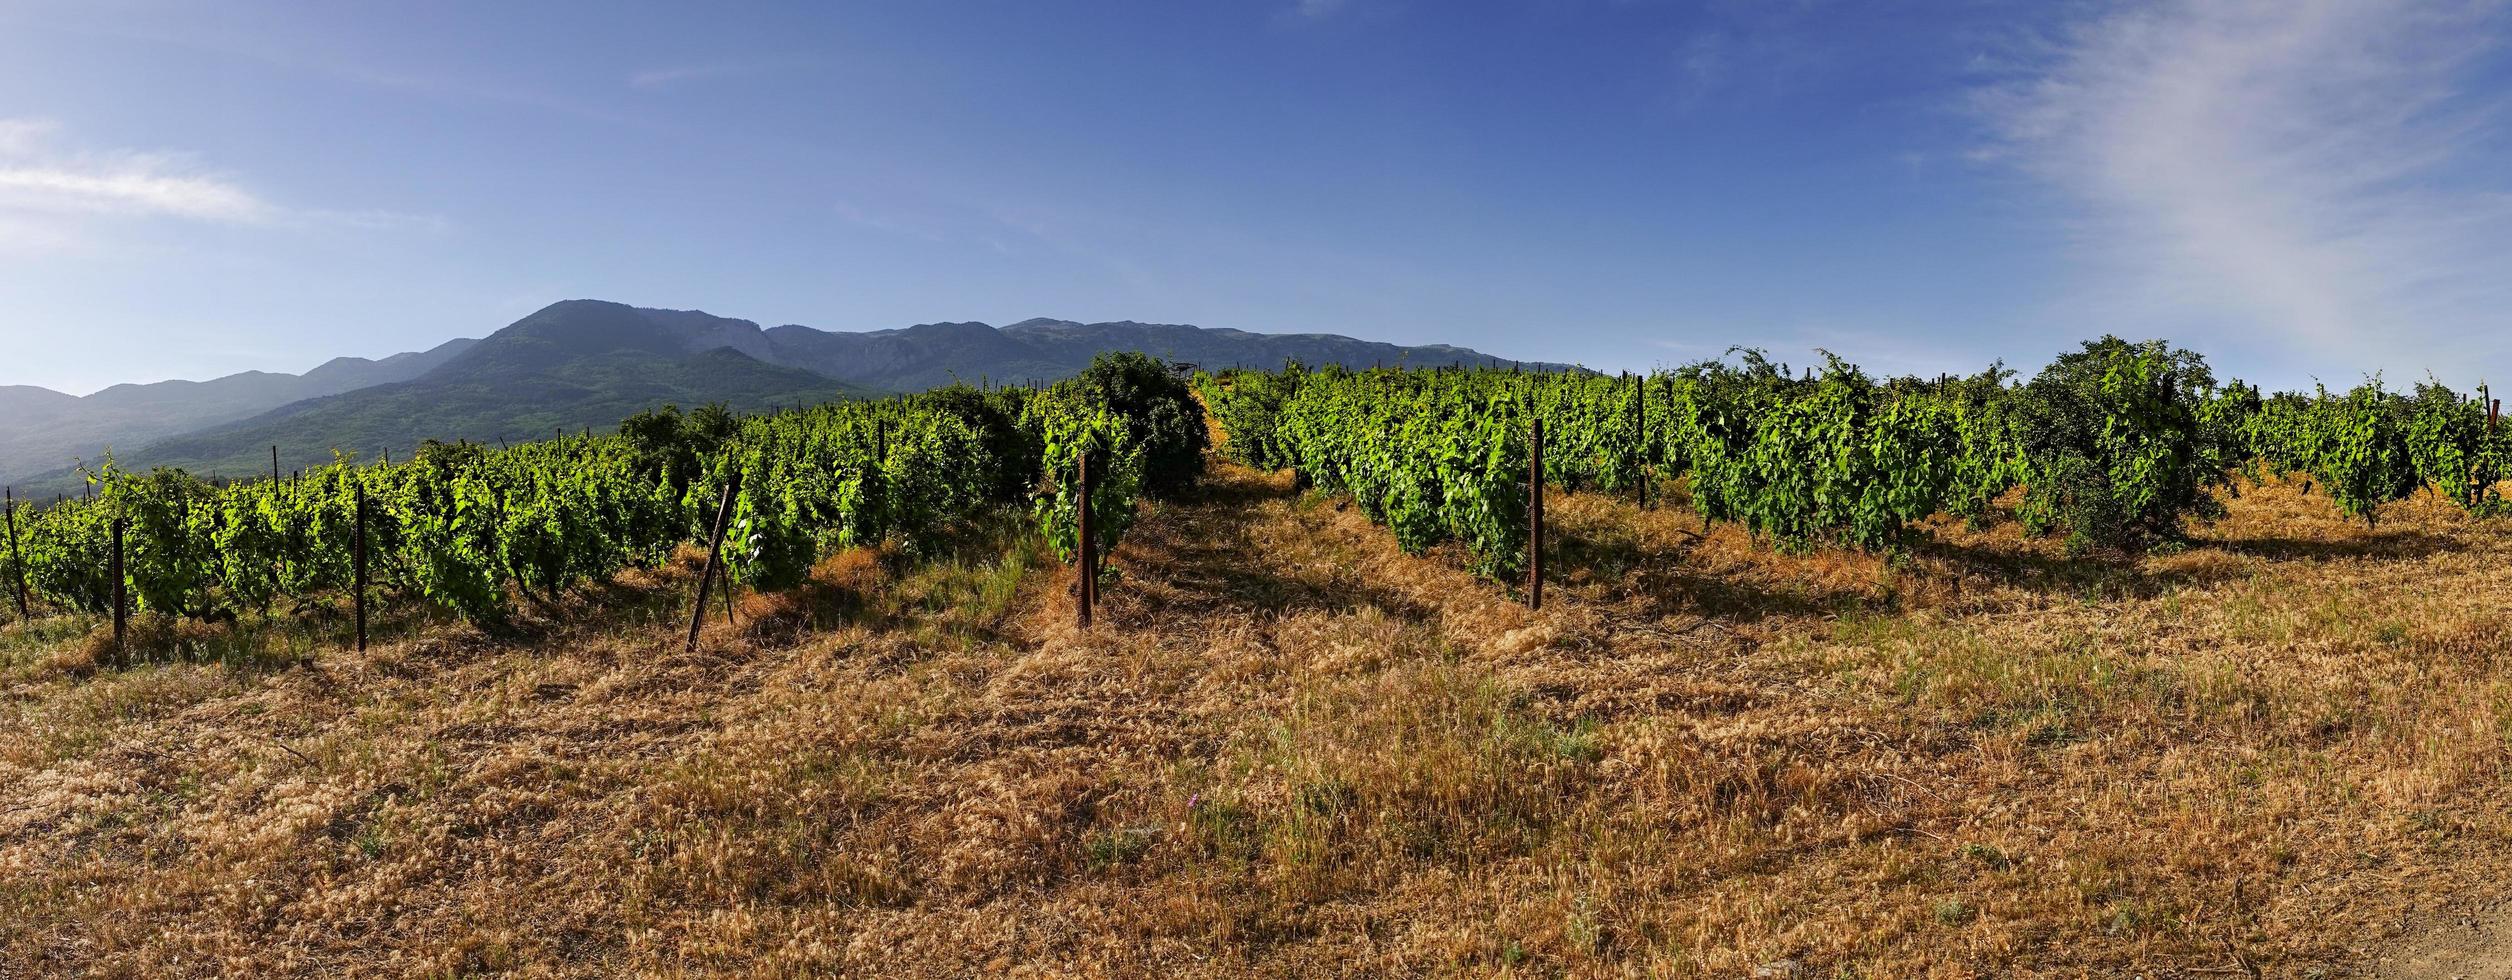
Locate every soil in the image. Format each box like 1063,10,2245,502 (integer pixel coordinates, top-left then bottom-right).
2375,904,2512,979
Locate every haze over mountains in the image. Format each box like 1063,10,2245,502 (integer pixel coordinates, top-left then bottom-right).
0,339,480,492
2,300,1546,494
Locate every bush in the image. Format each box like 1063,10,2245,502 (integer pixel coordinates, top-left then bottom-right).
1197,364,1305,471
2013,337,2230,553
1051,352,1209,498
921,383,1042,501
619,402,737,497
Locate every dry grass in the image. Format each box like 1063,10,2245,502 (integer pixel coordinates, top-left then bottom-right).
1,466,2507,977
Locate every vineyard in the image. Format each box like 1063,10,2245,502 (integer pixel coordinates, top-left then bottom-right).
6,338,2512,976
0,353,1208,642
1199,337,2508,589
5,338,2506,645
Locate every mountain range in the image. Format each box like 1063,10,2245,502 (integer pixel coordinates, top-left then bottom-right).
0,339,480,494
2,300,1549,495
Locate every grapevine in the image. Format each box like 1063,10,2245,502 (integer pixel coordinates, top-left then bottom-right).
0,354,1200,631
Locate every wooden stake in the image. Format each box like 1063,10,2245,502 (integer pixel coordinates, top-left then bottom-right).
353,483,368,653
111,516,127,663
272,445,280,485
687,470,741,651
1077,449,1095,630
1086,451,1101,616
4,486,27,620
1529,417,1545,611
1635,372,1650,511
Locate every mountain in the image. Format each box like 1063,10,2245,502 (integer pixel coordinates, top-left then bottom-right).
6,299,1554,495
0,338,478,486
81,302,874,485
758,316,1535,391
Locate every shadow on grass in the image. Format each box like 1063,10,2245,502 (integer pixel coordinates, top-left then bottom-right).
1552,483,2475,621
2209,531,2456,562
1114,471,1440,623
1544,504,1884,624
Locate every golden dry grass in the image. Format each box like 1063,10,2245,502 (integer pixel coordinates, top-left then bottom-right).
0,466,2507,977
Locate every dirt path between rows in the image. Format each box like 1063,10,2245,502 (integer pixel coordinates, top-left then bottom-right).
2375,904,2512,979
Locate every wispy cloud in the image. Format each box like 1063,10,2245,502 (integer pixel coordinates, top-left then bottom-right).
0,117,443,247
984,201,1162,295
299,208,453,233
0,118,57,157
0,120,271,223
629,58,806,91
1975,0,2512,376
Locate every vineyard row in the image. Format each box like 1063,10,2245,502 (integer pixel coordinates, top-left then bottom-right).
1198,337,2508,584
0,354,1211,640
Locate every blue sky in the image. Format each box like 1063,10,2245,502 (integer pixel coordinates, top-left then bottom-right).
2,0,2508,395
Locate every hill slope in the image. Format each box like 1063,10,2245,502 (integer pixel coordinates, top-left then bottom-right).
129,348,865,479
0,338,477,484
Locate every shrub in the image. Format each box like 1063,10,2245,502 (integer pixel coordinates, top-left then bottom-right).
1051,352,1209,498
2013,337,2230,553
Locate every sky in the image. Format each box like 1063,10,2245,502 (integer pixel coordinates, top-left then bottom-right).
1,0,2508,395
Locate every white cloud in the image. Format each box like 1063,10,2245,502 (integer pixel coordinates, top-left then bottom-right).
0,121,272,224
0,117,442,248
0,161,272,223
1975,0,2512,376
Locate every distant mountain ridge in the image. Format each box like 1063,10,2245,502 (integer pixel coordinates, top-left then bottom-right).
759,313,1531,392
3,300,1554,493
0,337,478,487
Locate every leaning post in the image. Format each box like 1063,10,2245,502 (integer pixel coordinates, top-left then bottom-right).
687,469,741,651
